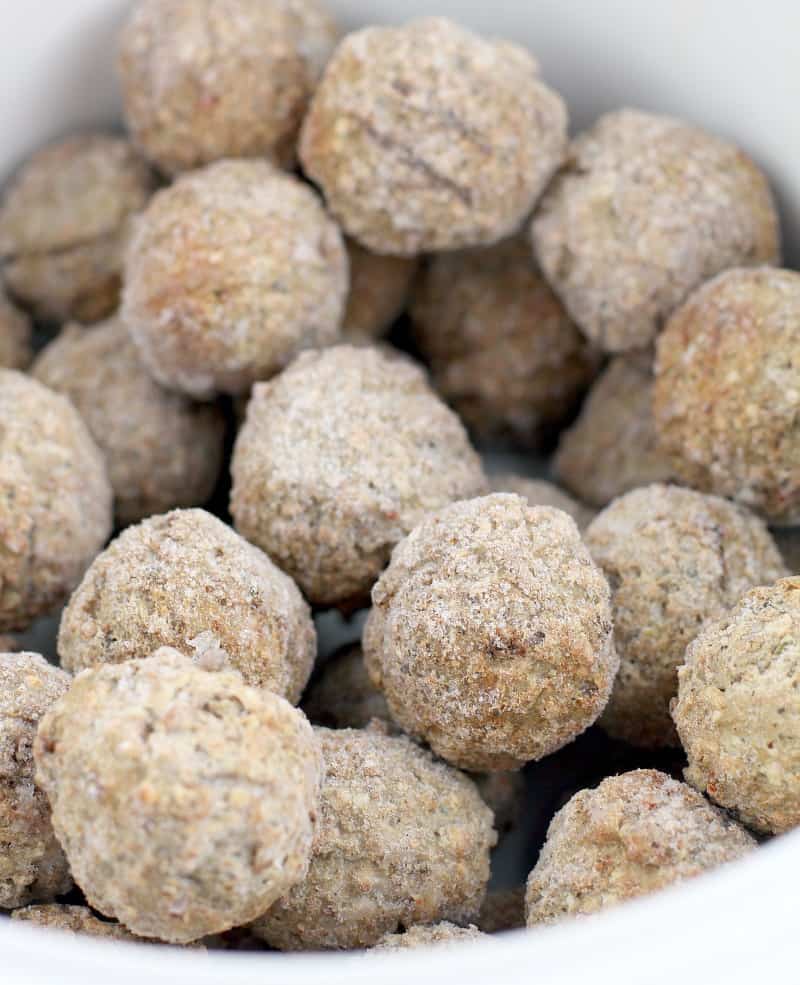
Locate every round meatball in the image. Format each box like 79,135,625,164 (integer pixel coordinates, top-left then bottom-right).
0,135,154,322
525,770,755,926
251,726,495,950
32,318,225,526
364,494,617,771
123,159,348,399
230,346,487,608
58,509,315,701
412,236,598,446
654,268,800,524
489,473,594,531
0,284,32,369
303,643,390,729
585,484,786,747
673,577,800,834
342,240,418,344
0,652,72,908
11,905,147,943
300,17,567,255
119,0,339,175
373,923,487,950
34,648,322,943
531,109,780,352
0,371,113,632
553,355,674,508
477,887,526,934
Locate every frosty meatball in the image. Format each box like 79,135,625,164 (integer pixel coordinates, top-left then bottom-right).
655,268,800,524
342,240,418,344
364,494,617,771
532,109,780,352
12,905,148,943
300,17,567,255
231,346,487,608
34,648,322,943
0,652,72,908
32,318,226,526
123,159,347,399
0,135,154,322
585,484,786,748
489,473,594,530
525,770,755,926
0,283,32,369
674,577,800,834
58,509,315,701
553,355,674,508
0,371,112,632
119,0,339,175
373,923,487,950
303,644,390,729
477,888,526,934
412,236,597,446
252,727,495,950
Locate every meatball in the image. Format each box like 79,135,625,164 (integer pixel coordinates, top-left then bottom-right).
0,135,154,322
525,770,755,926
300,17,567,255
673,577,800,834
364,494,617,771
34,648,322,943
373,923,487,950
477,887,526,934
532,109,780,352
251,726,495,950
585,484,786,747
119,0,339,175
122,159,347,399
302,644,390,729
411,236,598,446
654,267,800,524
32,318,226,526
230,346,487,609
342,240,418,344
11,905,147,943
488,473,594,530
0,652,72,908
0,371,112,632
0,284,32,370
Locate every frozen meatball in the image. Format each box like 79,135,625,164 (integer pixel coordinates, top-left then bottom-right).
58,509,315,701
525,770,755,926
489,473,594,530
119,0,338,175
532,109,780,352
12,905,147,943
364,494,617,771
300,17,567,255
252,727,495,950
373,923,487,950
123,159,347,399
32,318,225,526
303,644,390,729
654,268,800,525
585,484,786,748
231,346,487,608
473,771,524,837
412,236,598,446
34,648,322,943
0,135,154,322
0,284,32,369
553,355,674,508
674,578,800,834
0,652,72,908
342,240,418,343
477,887,526,934
0,371,112,632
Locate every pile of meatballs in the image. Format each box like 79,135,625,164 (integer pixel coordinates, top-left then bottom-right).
1,0,799,955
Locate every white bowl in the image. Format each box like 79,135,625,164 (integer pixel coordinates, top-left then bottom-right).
1,2,798,983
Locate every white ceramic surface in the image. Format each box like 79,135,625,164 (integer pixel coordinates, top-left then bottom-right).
1,2,798,982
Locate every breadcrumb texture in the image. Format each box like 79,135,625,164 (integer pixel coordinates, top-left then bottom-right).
123,159,347,399
342,239,418,343
586,484,786,748
58,509,315,701
654,267,800,524
32,318,225,525
525,770,755,926
0,371,112,632
531,109,780,352
489,473,594,530
119,0,339,175
372,922,487,951
231,346,487,608
412,236,598,446
12,905,146,943
674,577,800,834
0,134,154,322
0,652,72,908
252,726,495,950
0,285,32,370
364,494,617,771
300,17,567,255
477,887,525,934
554,355,674,508
34,648,322,943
